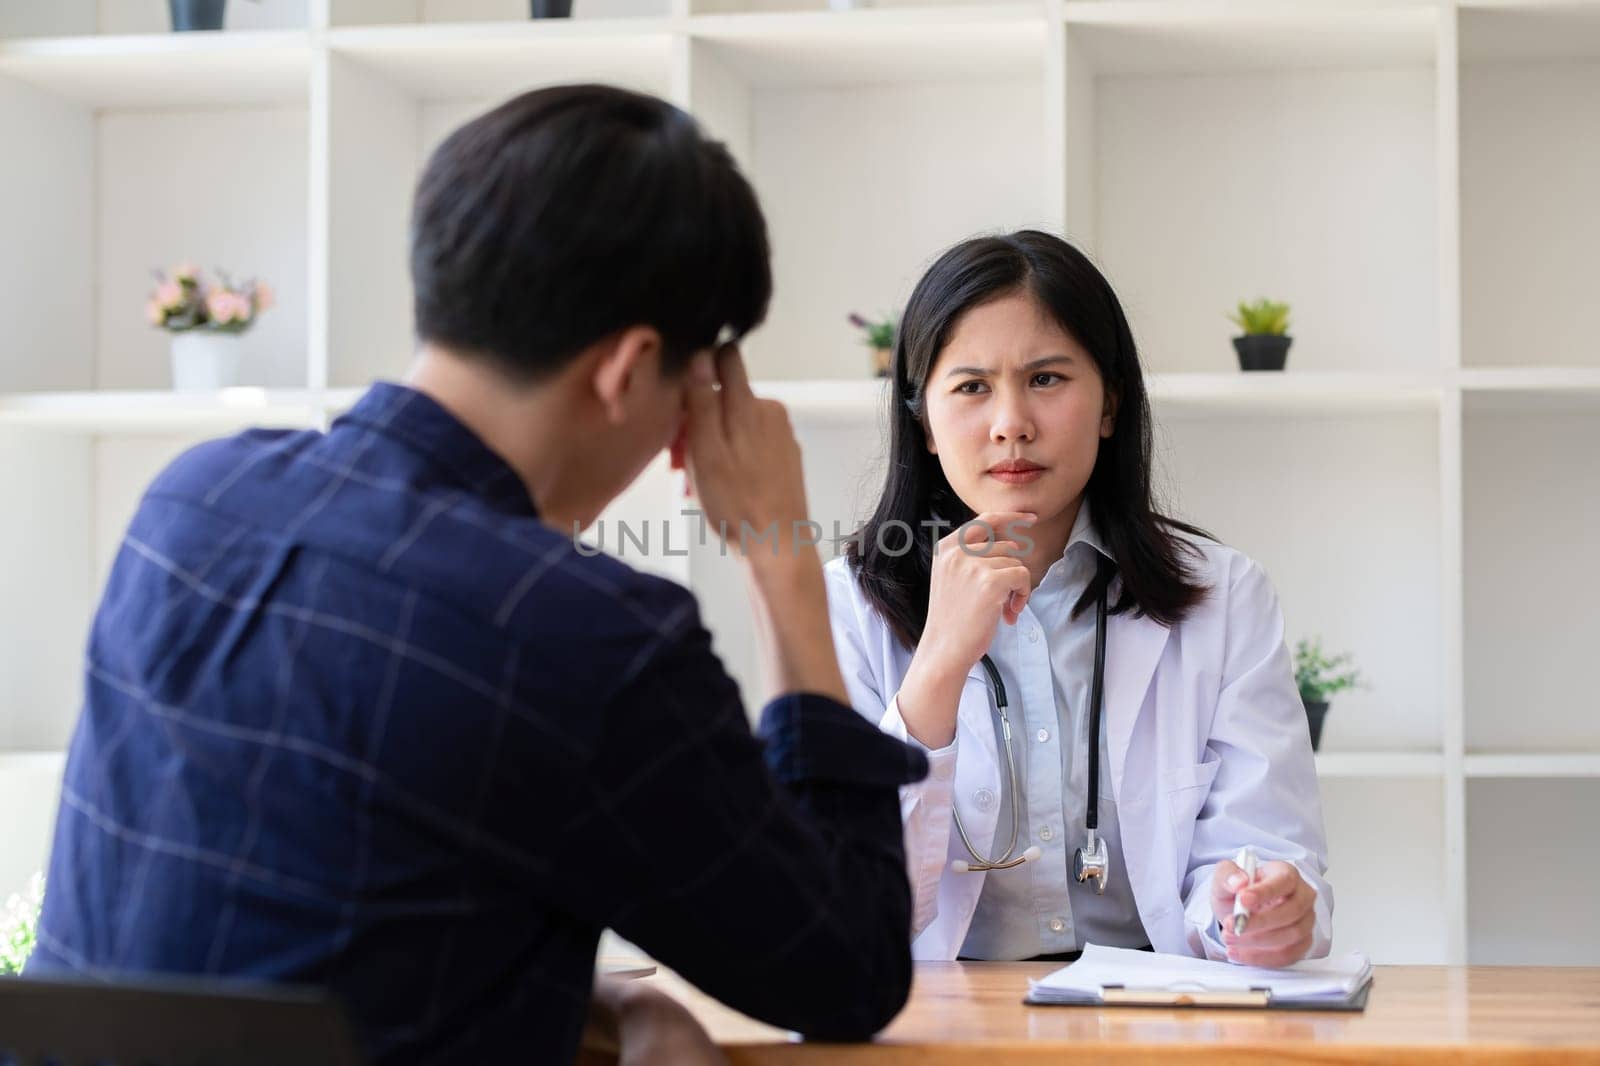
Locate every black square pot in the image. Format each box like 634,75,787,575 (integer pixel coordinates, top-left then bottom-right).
169,0,226,31
1233,334,1292,372
532,0,574,15
1303,700,1329,750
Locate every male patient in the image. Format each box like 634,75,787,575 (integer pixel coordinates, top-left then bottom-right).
27,85,927,1063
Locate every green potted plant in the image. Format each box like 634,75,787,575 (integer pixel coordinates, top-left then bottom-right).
1294,638,1361,751
849,311,897,379
0,874,43,977
1228,297,1292,372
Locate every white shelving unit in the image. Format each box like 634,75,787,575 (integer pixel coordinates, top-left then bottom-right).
1454,0,1600,964
1314,751,1446,777
1,0,1597,967
1463,753,1600,778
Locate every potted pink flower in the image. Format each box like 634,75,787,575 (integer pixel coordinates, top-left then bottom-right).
147,263,273,391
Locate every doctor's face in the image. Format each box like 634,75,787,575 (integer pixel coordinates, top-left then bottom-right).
921,291,1116,535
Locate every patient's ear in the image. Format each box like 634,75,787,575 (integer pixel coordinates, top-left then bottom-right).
592,326,662,425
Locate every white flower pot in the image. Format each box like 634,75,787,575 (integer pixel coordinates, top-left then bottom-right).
170,331,243,391
828,0,866,9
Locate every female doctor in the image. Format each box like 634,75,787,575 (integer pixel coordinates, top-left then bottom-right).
824,231,1332,966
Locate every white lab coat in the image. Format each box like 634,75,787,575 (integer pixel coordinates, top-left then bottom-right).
822,539,1333,961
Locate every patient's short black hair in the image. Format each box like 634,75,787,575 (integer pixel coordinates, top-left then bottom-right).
410,84,771,382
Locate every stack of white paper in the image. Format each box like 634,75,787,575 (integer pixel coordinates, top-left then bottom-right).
1028,944,1373,1005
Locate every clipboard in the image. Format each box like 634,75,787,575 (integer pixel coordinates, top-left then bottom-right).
1024,975,1373,1012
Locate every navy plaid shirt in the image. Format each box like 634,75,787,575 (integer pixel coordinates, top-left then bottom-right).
29,382,928,1064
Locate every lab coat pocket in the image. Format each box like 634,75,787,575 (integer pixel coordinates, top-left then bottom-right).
1162,759,1221,851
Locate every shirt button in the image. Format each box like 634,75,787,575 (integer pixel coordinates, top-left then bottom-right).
1028,628,1040,644
1036,728,1050,743
973,788,996,811
1039,826,1054,842
1048,917,1065,934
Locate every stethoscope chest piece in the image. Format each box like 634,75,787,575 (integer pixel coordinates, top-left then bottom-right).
1072,827,1110,895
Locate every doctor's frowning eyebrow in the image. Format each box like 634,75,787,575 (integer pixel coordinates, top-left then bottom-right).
943,354,1080,379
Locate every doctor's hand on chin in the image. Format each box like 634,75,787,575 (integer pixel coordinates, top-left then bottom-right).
1210,859,1318,968
894,512,1037,751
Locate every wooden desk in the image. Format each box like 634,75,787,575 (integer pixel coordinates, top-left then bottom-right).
646,962,1600,1064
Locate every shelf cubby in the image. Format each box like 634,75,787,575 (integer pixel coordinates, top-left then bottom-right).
1460,0,1600,370
1064,2,1441,374
1322,776,1450,963
1463,404,1600,754
1467,777,1600,964
1157,409,1444,753
0,30,311,394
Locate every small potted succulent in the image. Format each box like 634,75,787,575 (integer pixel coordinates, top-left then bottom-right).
1294,637,1361,751
0,873,43,976
849,312,897,379
147,262,273,391
1228,297,1292,372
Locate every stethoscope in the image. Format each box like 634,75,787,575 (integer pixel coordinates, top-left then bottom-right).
948,565,1112,896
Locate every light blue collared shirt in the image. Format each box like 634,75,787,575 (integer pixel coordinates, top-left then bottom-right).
958,501,1149,960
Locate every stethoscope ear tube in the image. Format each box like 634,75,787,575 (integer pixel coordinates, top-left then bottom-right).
949,845,1041,875
1085,564,1108,834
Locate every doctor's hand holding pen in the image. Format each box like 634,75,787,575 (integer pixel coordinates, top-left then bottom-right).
894,513,1037,750
1210,849,1319,968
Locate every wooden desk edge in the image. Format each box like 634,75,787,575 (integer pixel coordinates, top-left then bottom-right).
641,962,1600,1065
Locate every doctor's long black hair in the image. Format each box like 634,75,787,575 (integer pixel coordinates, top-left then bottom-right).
844,230,1214,651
